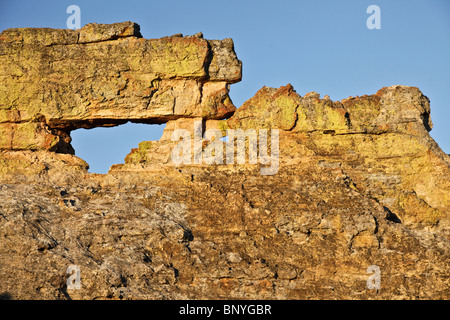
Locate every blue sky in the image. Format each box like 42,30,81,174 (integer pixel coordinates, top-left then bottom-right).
1,0,449,173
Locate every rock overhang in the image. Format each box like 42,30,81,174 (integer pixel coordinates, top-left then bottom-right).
0,21,242,152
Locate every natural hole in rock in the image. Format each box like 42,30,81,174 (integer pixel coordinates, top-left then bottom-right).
71,122,165,174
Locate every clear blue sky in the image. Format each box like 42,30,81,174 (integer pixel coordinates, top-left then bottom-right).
1,0,449,173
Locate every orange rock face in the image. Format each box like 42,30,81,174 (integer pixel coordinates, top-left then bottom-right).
0,23,448,300
0,22,242,153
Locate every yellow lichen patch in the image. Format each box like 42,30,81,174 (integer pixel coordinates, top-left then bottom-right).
272,95,298,130
396,193,444,226
342,95,381,131
227,84,299,130
294,98,348,132
124,141,154,164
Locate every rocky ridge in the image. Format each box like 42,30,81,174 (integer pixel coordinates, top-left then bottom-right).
0,21,241,153
0,22,448,300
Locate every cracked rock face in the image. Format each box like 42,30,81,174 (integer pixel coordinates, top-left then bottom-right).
0,23,449,300
0,22,241,152
116,84,449,236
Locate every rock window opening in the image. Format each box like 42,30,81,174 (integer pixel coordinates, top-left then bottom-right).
71,122,165,174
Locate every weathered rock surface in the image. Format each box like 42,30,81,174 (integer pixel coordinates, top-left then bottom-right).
0,22,241,152
0,23,448,300
221,84,449,231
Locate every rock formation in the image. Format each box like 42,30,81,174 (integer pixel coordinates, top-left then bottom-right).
0,21,241,153
0,22,448,300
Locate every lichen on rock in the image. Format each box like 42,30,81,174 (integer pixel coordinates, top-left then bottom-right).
0,22,242,152
0,22,448,300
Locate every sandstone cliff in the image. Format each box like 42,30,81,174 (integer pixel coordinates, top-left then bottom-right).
0,22,448,300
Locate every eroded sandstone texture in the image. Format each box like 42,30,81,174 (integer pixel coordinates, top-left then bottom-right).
0,21,241,152
0,23,448,300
